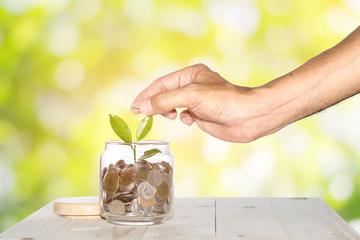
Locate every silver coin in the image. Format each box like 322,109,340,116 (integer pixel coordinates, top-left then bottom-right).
153,197,166,214
119,182,135,192
113,192,136,205
137,181,155,200
153,204,164,214
130,198,141,215
164,203,171,214
108,200,125,215
167,189,174,204
162,173,172,188
147,169,163,187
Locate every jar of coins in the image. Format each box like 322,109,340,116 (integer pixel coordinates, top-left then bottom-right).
99,140,174,225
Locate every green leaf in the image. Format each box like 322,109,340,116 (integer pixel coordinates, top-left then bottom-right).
136,116,153,141
109,114,132,143
138,148,162,161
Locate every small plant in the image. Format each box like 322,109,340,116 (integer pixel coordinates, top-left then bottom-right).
109,114,161,165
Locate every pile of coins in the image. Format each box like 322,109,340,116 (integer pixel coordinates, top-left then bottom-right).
101,159,173,217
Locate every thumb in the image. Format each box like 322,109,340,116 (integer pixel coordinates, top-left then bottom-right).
138,84,199,115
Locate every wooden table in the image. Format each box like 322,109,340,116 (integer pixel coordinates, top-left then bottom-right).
1,197,359,239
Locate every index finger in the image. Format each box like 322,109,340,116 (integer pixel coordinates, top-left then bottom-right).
130,65,199,114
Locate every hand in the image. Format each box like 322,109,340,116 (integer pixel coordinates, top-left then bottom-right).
131,27,360,143
130,64,261,142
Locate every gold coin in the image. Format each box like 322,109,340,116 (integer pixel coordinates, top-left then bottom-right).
155,181,169,201
115,159,127,169
139,197,155,208
161,161,173,175
101,167,107,181
119,166,137,186
108,200,125,215
147,169,163,187
153,162,165,172
103,168,119,194
137,167,148,180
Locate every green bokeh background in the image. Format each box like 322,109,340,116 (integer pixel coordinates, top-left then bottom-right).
1,0,360,232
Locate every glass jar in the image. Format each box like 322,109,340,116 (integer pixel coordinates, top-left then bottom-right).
99,140,174,225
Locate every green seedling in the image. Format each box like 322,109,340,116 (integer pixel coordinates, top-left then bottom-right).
109,114,161,165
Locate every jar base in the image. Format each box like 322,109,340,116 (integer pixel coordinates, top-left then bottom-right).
104,214,171,226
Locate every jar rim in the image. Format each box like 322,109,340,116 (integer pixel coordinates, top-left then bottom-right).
105,140,169,146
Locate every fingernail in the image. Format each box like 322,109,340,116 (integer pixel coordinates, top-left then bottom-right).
139,100,152,115
181,116,192,126
130,105,140,114
163,111,177,120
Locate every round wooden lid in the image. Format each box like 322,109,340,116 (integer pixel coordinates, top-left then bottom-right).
53,197,100,216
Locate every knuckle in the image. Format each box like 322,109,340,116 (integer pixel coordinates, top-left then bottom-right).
192,63,210,71
185,83,209,100
152,94,168,112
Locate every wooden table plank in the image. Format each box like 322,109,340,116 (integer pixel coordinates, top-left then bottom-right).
270,198,360,240
1,197,359,240
215,198,289,239
142,198,215,240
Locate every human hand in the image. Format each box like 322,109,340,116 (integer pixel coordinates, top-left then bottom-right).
131,64,265,142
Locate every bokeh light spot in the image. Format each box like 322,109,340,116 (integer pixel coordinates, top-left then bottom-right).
175,178,199,197
317,145,345,179
265,26,295,53
326,7,358,36
49,24,78,56
329,173,354,201
206,0,259,36
202,135,231,165
159,6,208,38
35,92,68,128
55,59,85,90
263,0,291,16
74,0,102,22
220,146,275,195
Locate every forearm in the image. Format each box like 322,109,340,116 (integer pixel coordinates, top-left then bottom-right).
258,26,360,135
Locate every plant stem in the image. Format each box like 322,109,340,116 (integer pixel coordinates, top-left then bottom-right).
130,144,136,166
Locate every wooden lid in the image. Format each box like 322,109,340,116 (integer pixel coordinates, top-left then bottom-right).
53,197,100,216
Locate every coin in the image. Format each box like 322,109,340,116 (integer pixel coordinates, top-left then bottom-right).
137,181,155,200
113,192,136,205
164,203,171,214
108,200,125,215
162,173,172,188
103,168,119,194
155,181,169,201
161,161,173,175
119,182,135,192
130,198,141,215
153,162,165,172
136,167,149,180
138,159,152,168
115,159,127,169
147,169,163,187
119,166,137,186
153,198,166,213
139,197,155,208
101,167,107,181
167,189,174,204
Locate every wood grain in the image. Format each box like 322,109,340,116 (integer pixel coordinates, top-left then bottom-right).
0,197,358,240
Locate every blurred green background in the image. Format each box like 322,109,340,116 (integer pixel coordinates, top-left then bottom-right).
1,0,360,233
